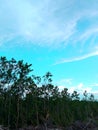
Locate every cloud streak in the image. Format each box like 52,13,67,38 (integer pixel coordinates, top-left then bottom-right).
54,51,98,64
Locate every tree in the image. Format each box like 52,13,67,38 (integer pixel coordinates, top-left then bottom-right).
61,88,71,100
83,90,88,101
89,93,94,101
41,72,53,112
0,57,34,128
0,57,18,128
71,90,80,100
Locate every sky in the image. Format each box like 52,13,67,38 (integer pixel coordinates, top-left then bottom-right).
0,0,98,99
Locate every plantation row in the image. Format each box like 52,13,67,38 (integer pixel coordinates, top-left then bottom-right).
0,56,98,129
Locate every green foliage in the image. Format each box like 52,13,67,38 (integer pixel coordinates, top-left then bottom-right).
0,56,98,129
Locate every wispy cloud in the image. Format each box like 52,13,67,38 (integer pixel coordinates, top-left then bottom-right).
0,0,77,46
54,51,98,64
57,78,73,85
0,0,98,49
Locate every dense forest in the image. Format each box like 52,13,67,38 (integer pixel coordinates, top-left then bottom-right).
0,56,98,129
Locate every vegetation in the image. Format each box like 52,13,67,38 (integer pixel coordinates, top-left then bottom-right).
0,56,98,129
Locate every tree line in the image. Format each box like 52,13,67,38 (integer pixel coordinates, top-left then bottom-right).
0,56,98,129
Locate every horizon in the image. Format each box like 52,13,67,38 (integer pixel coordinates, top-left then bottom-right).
0,0,98,99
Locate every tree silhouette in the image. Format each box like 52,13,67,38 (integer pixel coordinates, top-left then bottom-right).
0,56,98,129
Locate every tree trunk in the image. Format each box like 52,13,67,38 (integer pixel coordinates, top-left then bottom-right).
16,96,19,129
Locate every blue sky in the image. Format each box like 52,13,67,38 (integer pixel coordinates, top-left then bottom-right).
0,0,98,99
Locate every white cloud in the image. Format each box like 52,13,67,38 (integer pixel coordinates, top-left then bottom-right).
76,28,98,42
90,83,98,87
68,87,76,94
0,0,98,49
55,78,73,92
54,51,98,64
56,79,98,99
77,83,83,89
57,82,92,93
59,85,67,91
57,78,73,85
91,90,98,94
0,0,77,46
70,83,92,94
